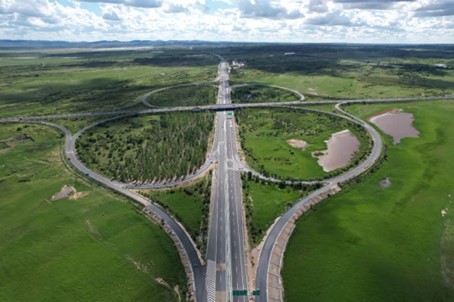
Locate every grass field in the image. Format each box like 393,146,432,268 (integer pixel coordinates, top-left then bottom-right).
225,45,454,100
0,49,217,117
230,85,299,103
76,112,214,182
282,100,454,302
144,174,211,251
243,178,302,245
0,123,185,302
236,108,370,180
147,84,217,107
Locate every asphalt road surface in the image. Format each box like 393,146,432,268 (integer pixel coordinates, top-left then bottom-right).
205,62,249,302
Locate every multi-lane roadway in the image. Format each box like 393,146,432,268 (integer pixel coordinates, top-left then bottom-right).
206,62,248,302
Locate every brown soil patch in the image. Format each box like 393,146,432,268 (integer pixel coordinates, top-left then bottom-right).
70,191,89,200
287,138,309,150
51,185,75,201
51,185,88,201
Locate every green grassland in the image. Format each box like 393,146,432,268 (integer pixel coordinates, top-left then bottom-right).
236,108,370,180
242,177,303,245
145,174,211,251
51,117,104,134
283,100,454,302
0,50,218,117
147,84,217,107
0,123,185,302
77,112,214,182
230,85,299,103
226,45,454,100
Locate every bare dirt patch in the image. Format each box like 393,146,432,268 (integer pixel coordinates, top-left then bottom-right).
51,185,88,201
287,139,309,150
51,185,76,201
379,177,392,188
69,191,89,200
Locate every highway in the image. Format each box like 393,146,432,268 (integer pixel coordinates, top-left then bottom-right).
206,62,248,302
1,60,453,302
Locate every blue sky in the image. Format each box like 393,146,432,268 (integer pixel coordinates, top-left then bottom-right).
0,0,453,43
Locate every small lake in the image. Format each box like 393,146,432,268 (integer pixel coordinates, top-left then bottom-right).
369,110,419,144
316,130,360,172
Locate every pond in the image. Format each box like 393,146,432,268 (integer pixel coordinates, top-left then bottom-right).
315,130,360,172
369,110,419,144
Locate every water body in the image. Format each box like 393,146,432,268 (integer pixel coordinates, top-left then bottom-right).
316,130,360,172
369,110,419,144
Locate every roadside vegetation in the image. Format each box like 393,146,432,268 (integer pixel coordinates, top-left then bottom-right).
242,175,305,246
0,123,186,301
147,84,217,107
236,108,370,180
76,112,214,183
225,44,454,100
51,117,103,134
283,100,454,302
0,49,217,117
144,174,211,252
230,85,299,103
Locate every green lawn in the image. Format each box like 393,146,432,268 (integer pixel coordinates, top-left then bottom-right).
283,100,454,302
145,175,211,250
236,108,370,180
0,123,186,302
243,179,302,245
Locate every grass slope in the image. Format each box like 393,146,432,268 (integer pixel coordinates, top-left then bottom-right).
0,124,185,302
282,100,454,302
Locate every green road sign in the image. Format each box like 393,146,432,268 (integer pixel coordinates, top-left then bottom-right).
252,290,260,296
233,290,247,296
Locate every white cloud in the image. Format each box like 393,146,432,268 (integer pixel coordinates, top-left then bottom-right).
76,0,163,8
0,0,452,43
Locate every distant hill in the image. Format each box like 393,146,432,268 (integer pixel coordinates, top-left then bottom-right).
0,39,250,50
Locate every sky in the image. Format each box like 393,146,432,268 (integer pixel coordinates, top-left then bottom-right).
0,0,453,43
